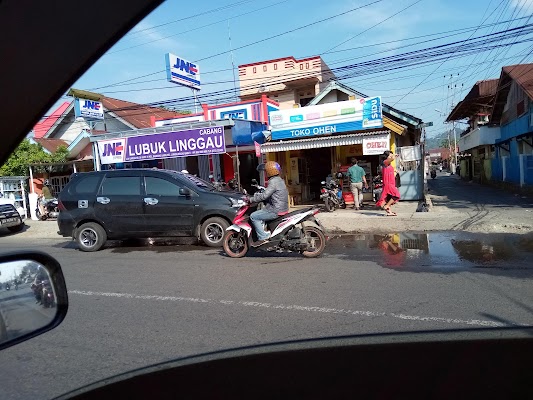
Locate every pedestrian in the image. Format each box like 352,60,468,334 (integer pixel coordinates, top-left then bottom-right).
376,151,401,216
346,157,368,211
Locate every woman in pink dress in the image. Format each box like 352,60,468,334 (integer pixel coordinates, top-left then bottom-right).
376,151,400,216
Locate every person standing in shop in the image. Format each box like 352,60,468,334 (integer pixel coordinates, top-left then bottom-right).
346,157,369,211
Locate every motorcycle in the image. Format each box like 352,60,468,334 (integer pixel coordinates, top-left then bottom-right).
36,194,59,220
209,174,227,191
320,179,346,212
5,282,10,291
41,280,55,308
222,197,327,258
372,175,383,203
430,169,437,179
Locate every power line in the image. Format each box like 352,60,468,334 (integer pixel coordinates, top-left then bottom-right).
124,0,256,37
322,0,424,54
108,0,290,55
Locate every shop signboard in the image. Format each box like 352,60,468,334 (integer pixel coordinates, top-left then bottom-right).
97,126,226,165
269,97,383,140
362,134,390,155
74,98,104,120
165,53,201,90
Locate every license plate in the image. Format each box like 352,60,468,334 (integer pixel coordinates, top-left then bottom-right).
1,218,18,225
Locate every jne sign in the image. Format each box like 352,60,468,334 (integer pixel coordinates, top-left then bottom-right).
362,135,390,155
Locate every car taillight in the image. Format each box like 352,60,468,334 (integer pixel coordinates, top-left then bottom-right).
58,200,66,211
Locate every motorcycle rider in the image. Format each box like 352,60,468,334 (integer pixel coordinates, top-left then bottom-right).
249,161,289,247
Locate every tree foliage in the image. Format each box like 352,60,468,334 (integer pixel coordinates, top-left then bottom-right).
0,140,69,177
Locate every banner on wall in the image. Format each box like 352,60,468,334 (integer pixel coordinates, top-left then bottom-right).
269,97,383,140
362,134,390,155
97,126,226,165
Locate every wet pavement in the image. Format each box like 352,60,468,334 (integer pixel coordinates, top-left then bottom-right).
326,232,533,273
50,231,533,272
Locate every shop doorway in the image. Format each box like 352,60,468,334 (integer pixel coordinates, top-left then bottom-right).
304,147,332,201
238,152,260,193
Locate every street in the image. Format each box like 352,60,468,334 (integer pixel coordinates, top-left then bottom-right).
0,174,532,399
0,285,56,343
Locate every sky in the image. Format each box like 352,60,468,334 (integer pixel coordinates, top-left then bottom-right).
58,0,533,139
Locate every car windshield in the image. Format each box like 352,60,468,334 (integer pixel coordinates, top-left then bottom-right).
1,0,533,399
170,171,216,191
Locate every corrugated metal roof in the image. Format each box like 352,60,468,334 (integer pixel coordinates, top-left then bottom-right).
446,79,498,121
503,63,533,100
261,130,390,153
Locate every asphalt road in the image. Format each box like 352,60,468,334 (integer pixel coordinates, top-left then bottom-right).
0,285,56,343
0,230,532,399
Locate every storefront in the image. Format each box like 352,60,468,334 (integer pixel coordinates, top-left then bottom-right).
153,95,278,187
91,119,268,192
260,97,416,204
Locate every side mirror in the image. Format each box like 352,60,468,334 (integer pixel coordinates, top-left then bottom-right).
179,188,191,196
208,175,214,179
321,181,326,185
0,251,68,351
251,179,258,185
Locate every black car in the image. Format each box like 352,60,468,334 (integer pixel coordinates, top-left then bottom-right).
57,169,246,251
0,203,24,234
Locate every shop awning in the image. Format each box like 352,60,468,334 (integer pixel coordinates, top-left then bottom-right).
260,130,390,153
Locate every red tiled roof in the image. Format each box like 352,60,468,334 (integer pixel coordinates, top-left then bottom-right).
101,97,182,129
33,138,69,153
33,102,71,138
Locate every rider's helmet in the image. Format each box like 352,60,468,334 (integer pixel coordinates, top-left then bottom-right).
335,172,344,179
180,170,189,174
257,161,281,178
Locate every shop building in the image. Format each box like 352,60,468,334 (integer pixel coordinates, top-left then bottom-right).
446,79,500,182
259,81,424,204
153,95,278,187
237,56,335,109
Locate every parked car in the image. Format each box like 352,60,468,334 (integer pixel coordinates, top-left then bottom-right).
57,169,247,251
0,203,24,233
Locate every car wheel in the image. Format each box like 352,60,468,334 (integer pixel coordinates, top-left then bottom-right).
200,217,229,247
7,223,24,233
76,222,107,252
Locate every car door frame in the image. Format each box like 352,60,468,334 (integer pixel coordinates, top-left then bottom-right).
141,171,198,237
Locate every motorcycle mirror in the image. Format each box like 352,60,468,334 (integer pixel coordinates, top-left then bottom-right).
0,251,68,351
321,181,326,185
208,175,214,179
251,179,258,185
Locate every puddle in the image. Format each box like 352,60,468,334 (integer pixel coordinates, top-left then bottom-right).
325,232,533,272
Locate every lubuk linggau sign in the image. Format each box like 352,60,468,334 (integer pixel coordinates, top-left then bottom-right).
269,97,383,140
97,127,226,165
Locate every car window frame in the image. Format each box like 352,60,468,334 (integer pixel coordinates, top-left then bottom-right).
98,172,143,197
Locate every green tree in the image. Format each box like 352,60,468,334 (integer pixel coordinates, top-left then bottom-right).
0,140,69,176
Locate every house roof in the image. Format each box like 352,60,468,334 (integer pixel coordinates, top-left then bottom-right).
100,96,182,129
490,63,533,124
308,81,422,127
32,138,69,153
446,79,498,122
32,102,71,138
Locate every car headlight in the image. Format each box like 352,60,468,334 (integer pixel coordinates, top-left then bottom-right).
229,198,247,208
